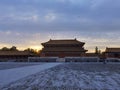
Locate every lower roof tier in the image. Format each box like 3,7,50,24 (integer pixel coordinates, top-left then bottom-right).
41,47,87,52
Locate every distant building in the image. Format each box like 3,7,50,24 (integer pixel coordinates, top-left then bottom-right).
0,51,34,62
40,39,87,58
105,48,120,58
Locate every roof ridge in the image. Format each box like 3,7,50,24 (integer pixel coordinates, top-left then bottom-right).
50,39,77,41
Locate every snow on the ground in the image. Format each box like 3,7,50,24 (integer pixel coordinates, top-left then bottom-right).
1,63,120,90
0,62,44,70
0,63,61,88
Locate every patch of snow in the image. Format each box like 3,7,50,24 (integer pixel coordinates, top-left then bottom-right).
0,63,61,88
1,63,120,90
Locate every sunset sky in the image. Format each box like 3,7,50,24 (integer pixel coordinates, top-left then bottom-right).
0,0,120,52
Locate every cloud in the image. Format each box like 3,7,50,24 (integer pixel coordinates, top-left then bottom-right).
0,0,120,52
44,13,57,22
0,0,120,32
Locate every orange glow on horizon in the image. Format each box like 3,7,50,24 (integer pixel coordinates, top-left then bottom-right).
29,45,43,51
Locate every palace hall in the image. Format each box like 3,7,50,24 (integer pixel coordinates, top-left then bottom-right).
41,39,87,58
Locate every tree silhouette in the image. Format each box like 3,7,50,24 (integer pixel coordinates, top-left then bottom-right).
95,46,99,54
1,47,9,51
0,46,18,51
24,48,37,54
10,46,18,51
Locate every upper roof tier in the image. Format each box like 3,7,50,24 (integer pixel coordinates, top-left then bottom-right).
41,39,85,46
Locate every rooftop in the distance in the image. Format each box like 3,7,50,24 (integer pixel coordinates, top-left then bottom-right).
105,48,120,53
0,51,32,56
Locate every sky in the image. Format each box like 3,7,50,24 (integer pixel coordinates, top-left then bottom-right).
0,0,120,52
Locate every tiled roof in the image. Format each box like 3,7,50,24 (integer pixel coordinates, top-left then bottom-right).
42,39,85,45
0,51,32,56
42,47,87,52
105,48,120,53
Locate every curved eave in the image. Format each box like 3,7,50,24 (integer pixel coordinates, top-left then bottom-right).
85,50,88,52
